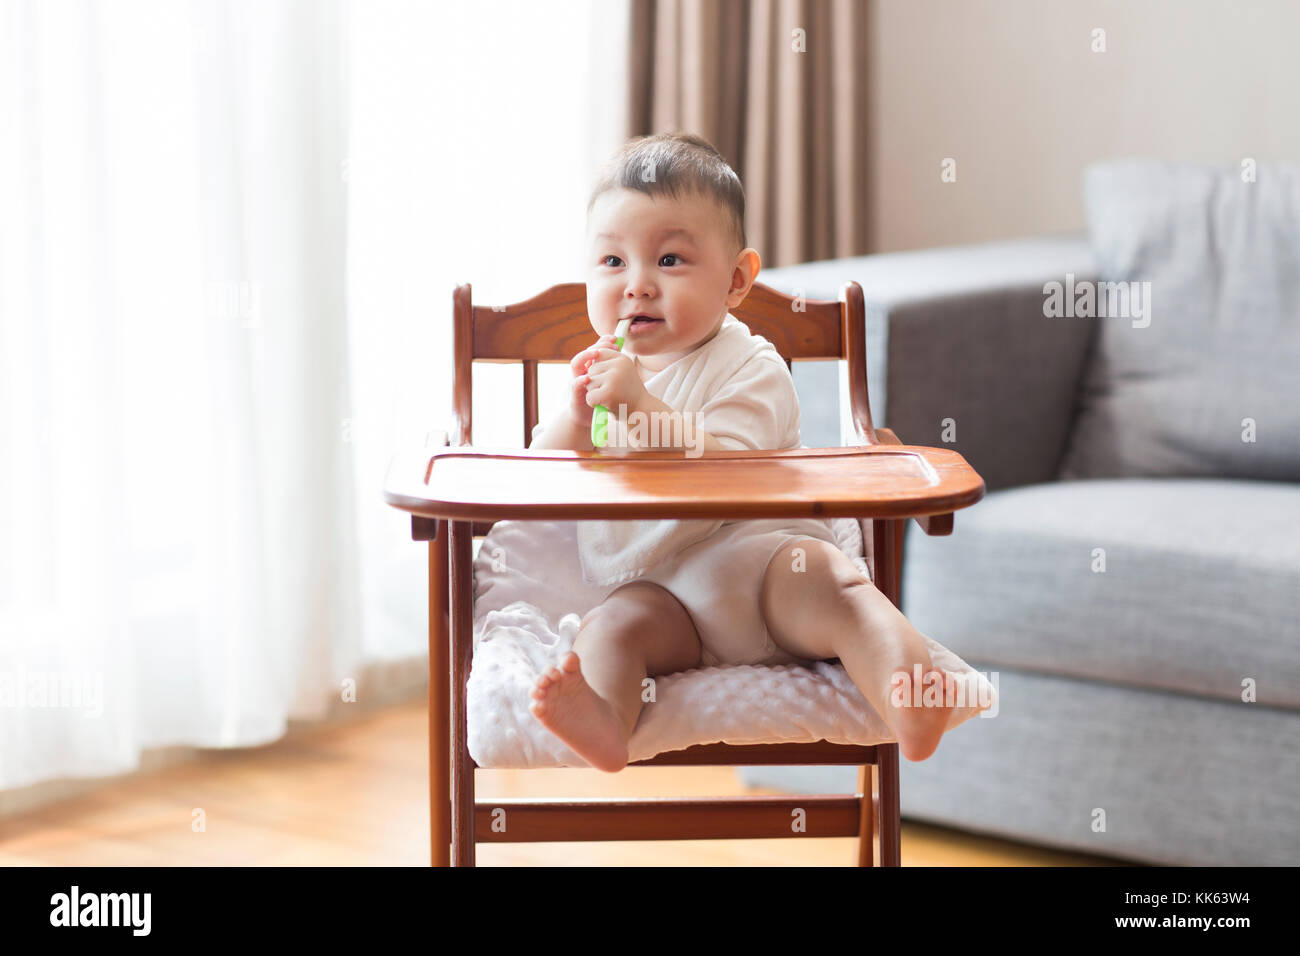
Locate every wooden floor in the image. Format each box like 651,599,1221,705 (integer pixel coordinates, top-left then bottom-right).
1,698,1128,866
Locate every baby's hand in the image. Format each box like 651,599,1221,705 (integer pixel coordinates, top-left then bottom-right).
585,344,647,419
566,334,620,427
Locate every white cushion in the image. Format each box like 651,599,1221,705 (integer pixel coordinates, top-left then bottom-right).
468,517,997,768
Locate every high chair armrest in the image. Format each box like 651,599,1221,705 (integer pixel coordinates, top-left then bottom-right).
384,443,984,526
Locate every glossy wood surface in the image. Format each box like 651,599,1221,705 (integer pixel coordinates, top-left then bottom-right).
385,444,984,523
450,281,872,449
473,795,864,842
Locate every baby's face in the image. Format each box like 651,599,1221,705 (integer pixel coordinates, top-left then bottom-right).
586,188,756,362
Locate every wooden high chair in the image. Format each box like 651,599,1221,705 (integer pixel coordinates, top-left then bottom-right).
384,280,985,866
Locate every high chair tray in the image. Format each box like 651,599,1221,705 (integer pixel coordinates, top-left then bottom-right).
384,443,985,523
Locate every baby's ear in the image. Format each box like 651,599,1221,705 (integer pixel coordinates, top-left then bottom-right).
727,248,762,305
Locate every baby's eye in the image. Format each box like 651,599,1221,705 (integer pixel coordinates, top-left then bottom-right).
659,254,683,267
601,255,623,267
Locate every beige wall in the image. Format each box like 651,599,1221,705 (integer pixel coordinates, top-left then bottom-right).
867,0,1300,252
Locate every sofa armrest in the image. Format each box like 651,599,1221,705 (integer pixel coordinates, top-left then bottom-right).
763,234,1098,491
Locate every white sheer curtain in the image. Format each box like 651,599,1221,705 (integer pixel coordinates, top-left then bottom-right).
0,0,356,791
0,0,626,794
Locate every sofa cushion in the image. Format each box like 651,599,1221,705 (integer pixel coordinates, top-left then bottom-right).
900,478,1300,709
1057,160,1300,481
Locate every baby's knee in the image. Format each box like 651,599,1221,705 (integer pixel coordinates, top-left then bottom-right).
581,582,676,639
767,537,868,596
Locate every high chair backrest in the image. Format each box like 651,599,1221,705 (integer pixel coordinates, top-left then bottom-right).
450,280,875,449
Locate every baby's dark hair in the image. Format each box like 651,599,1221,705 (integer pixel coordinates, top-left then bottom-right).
587,131,747,251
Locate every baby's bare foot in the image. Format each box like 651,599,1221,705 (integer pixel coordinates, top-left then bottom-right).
529,651,629,772
885,666,961,762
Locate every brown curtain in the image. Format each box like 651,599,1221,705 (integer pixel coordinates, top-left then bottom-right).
628,0,869,268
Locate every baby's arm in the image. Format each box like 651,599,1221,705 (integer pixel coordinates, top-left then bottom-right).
529,405,593,451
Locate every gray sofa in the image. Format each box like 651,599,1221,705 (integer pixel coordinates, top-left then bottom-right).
743,161,1300,866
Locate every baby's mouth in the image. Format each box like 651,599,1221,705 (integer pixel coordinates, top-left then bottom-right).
628,315,664,331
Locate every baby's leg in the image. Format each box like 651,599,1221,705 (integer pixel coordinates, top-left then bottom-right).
529,580,702,772
759,537,959,762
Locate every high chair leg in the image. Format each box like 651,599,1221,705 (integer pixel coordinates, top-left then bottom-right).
429,525,451,867
878,743,901,865
449,519,477,865
856,763,875,865
871,516,905,866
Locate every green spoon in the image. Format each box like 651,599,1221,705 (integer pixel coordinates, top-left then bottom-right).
591,317,632,448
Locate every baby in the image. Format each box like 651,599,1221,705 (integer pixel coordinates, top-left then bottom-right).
528,132,960,770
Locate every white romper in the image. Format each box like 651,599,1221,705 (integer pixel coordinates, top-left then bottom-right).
570,313,843,667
